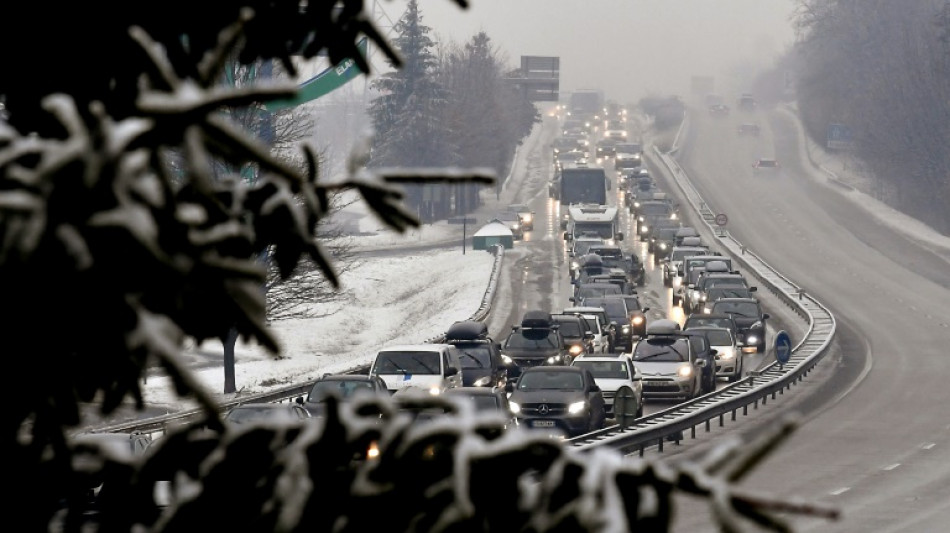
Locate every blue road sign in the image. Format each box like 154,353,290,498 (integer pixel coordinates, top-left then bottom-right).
827,123,854,150
774,330,792,365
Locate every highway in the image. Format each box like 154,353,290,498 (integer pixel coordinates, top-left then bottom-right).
663,104,950,531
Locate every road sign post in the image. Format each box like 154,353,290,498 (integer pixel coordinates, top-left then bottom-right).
448,217,477,254
774,330,792,367
714,213,728,237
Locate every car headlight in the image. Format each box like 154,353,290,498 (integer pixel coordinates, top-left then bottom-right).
569,344,584,356
670,213,678,220
546,355,563,365
638,216,645,222
631,316,644,325
622,325,630,334
366,440,380,461
571,261,579,270
429,385,442,396
640,225,648,233
523,214,533,223
699,294,707,301
568,401,587,415
634,201,641,208
659,243,667,250
719,348,735,360
473,376,492,387
501,354,513,365
703,308,712,314
509,401,521,414
745,335,758,345
512,223,520,230
677,365,693,378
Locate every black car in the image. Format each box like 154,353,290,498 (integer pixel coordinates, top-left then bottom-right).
678,329,720,395
649,223,680,259
684,313,741,341
618,294,649,338
550,313,596,358
445,320,512,389
296,374,389,416
709,298,770,353
443,387,519,431
502,311,569,380
586,244,644,287
508,366,606,437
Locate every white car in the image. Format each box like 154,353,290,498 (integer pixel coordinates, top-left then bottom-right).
685,326,743,382
571,354,643,421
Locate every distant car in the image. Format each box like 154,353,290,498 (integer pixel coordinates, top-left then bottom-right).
684,313,742,349
700,285,758,314
550,313,596,358
617,293,649,338
738,93,757,111
297,374,389,416
752,158,780,174
508,366,607,437
562,306,611,354
569,234,605,258
708,298,770,354
595,138,617,158
632,319,707,402
494,211,524,240
664,245,709,290
502,310,569,380
444,320,512,390
571,354,643,421
443,387,519,431
369,343,463,394
508,203,535,231
738,123,761,136
223,403,314,425
709,103,730,116
686,326,743,382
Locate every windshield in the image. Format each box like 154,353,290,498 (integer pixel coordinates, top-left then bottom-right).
702,329,734,345
573,360,630,379
685,317,733,330
712,301,761,318
560,170,607,204
703,276,748,289
707,287,752,300
633,339,690,362
307,380,377,402
615,143,641,154
573,240,600,256
517,371,584,390
225,406,298,424
456,346,493,369
573,221,615,239
505,330,560,349
655,228,679,240
554,320,582,339
639,203,671,216
583,298,626,319
372,351,441,374
576,286,622,300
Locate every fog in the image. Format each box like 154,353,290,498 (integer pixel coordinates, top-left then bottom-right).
382,0,797,103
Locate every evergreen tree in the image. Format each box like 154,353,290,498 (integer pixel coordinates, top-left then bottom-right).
369,0,459,221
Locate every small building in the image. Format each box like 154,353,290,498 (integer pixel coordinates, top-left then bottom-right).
472,220,514,251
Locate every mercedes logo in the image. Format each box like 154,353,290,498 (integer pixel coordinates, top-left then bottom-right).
537,404,550,415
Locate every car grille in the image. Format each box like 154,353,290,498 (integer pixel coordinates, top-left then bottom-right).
514,357,547,368
602,391,616,401
643,378,680,392
521,402,568,416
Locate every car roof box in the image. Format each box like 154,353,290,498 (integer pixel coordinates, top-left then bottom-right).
521,310,553,329
704,260,730,273
446,320,489,341
681,236,703,247
647,318,681,335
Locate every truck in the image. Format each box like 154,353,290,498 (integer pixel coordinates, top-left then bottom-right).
568,89,604,118
564,204,624,244
558,167,610,229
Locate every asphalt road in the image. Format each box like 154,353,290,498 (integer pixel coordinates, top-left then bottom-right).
662,104,950,532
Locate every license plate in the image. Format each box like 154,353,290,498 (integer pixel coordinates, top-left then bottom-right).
532,420,555,428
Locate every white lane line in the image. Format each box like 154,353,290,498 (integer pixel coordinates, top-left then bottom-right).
830,487,850,496
922,443,936,450
882,463,900,471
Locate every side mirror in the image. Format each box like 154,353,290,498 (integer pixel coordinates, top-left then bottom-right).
295,397,305,405
445,366,459,377
709,348,718,356
563,233,569,241
569,297,576,303
590,384,601,393
505,381,515,393
642,307,651,313
762,313,771,320
749,286,758,292
584,332,595,340
695,359,707,368
616,232,624,241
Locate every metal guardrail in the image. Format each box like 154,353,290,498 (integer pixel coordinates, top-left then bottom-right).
566,120,836,455
90,244,506,436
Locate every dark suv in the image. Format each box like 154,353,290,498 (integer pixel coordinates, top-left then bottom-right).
709,298,770,353
580,296,632,352
508,366,606,437
502,311,569,380
550,313,596,358
445,320,512,390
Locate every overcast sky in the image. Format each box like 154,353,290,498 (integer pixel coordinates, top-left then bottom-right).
377,0,798,103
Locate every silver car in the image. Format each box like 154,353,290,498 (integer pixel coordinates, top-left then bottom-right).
632,321,706,401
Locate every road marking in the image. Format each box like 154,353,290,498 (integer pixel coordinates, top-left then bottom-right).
830,487,850,496
882,463,900,471
922,443,936,450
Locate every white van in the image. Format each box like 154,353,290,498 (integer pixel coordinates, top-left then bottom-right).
369,344,463,394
